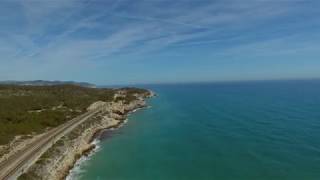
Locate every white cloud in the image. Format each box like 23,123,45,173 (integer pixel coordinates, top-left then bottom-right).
0,0,316,82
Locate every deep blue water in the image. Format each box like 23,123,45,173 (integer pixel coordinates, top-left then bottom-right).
71,80,320,180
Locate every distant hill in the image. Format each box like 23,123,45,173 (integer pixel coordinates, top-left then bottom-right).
0,80,96,88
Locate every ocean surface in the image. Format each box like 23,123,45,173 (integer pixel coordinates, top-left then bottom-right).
69,80,320,180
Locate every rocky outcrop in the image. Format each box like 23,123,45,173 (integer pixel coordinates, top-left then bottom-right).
18,90,153,180
86,101,107,111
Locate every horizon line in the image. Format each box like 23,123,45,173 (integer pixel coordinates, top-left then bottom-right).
98,77,320,87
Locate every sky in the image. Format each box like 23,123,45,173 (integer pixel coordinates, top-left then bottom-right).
0,0,320,85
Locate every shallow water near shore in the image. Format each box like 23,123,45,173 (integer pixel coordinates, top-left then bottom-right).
70,80,320,180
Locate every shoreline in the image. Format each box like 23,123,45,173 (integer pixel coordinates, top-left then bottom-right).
88,105,148,144
66,106,148,180
18,90,155,180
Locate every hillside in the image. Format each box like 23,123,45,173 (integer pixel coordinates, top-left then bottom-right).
0,84,149,145
0,80,96,88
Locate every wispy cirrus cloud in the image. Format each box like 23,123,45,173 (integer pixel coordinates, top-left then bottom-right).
0,0,319,84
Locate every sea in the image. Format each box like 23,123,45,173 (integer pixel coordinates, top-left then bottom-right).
68,80,320,180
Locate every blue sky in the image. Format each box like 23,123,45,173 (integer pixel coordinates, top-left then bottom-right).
0,0,320,85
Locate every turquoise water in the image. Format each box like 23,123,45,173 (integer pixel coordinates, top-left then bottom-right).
73,80,320,180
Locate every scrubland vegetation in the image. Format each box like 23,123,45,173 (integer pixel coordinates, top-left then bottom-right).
0,85,116,145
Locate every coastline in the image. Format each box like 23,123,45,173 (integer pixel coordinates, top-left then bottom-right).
66,106,148,180
18,90,155,180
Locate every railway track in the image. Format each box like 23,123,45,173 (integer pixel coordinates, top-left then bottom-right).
0,108,103,180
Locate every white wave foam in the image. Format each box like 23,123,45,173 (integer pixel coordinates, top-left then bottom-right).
92,139,101,151
66,139,101,180
66,106,150,179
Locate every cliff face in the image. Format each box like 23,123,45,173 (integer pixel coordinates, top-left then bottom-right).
18,91,153,180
